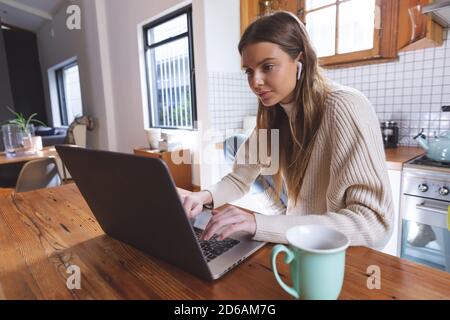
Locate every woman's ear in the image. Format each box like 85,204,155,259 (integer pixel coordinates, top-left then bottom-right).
296,51,304,63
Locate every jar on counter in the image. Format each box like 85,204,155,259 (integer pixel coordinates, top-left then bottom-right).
380,121,399,148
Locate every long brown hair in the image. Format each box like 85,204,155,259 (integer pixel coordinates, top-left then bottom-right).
238,11,331,205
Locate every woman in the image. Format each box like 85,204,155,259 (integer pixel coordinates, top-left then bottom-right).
182,11,393,248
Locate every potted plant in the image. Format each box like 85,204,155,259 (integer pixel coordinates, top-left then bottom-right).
5,106,46,134
4,107,47,153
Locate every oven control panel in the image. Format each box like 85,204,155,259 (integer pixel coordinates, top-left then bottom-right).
439,186,449,196
403,178,450,202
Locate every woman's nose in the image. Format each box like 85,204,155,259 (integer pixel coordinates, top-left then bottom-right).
250,74,264,90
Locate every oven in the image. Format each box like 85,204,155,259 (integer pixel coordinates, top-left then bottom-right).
400,164,450,273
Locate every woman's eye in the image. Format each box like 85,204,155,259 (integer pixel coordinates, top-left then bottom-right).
263,64,274,72
244,69,253,76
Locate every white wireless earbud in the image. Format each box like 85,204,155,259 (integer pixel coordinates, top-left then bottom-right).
297,61,303,81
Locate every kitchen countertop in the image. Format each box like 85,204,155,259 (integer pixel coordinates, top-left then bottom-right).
216,142,424,171
385,146,425,171
0,184,449,299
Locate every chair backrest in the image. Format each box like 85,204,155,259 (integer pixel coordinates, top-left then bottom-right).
15,158,62,193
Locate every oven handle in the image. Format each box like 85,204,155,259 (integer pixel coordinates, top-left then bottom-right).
416,203,448,215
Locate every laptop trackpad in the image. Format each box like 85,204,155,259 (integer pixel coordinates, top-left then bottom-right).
192,209,212,230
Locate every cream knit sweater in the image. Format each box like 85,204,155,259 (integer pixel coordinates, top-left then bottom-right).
206,83,394,248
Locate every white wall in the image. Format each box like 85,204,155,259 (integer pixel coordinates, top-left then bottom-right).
101,0,240,187
204,0,241,73
327,32,450,146
102,0,191,153
36,0,242,188
37,0,116,150
101,0,205,186
201,0,243,187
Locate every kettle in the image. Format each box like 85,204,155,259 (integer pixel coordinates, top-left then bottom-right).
414,129,450,163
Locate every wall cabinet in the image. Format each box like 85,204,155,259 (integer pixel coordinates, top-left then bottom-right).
397,0,444,52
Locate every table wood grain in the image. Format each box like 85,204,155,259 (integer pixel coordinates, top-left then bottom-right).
0,184,449,300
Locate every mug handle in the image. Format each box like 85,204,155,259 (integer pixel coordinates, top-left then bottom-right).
271,244,300,299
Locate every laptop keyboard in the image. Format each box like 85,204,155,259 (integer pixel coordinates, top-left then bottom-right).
194,227,240,262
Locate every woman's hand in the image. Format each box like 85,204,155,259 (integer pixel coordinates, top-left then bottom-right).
181,191,213,219
200,206,256,241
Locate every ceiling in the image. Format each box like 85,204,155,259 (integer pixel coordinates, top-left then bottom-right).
0,0,67,32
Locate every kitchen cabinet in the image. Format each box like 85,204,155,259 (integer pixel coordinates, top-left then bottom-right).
133,147,193,191
240,0,298,35
397,0,444,52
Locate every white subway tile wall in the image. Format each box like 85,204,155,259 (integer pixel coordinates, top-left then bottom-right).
208,32,450,146
326,31,450,146
208,71,257,141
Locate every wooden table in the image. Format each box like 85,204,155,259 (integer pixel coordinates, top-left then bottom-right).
0,146,58,165
0,184,449,300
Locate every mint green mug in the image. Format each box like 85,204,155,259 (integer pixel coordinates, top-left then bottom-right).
271,225,350,300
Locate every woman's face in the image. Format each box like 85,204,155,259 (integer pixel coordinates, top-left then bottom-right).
242,42,298,107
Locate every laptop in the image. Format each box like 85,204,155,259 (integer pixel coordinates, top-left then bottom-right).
56,145,266,281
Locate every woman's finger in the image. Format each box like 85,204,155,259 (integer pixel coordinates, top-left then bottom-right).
201,212,245,240
202,207,247,237
182,197,194,216
217,222,246,240
219,220,252,240
190,202,204,218
210,206,234,218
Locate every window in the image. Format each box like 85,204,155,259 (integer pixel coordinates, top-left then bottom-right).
55,61,83,126
299,0,398,67
143,6,197,130
305,0,376,57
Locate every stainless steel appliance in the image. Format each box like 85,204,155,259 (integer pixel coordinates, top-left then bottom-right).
400,156,450,273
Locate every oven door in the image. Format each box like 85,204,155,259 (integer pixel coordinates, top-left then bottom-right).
401,195,450,272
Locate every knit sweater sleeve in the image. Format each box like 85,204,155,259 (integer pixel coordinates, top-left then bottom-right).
253,91,394,248
205,129,263,208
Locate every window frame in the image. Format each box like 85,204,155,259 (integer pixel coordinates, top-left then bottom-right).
142,5,198,131
55,60,80,126
298,0,399,68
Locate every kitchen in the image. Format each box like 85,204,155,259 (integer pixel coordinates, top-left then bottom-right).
0,0,450,302
207,0,450,274
316,0,450,273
